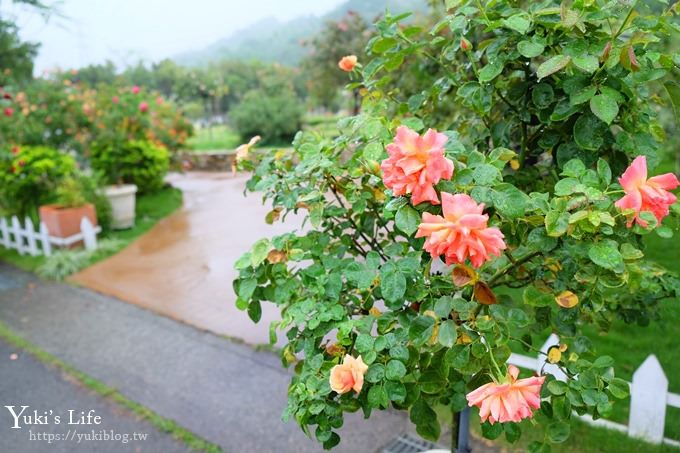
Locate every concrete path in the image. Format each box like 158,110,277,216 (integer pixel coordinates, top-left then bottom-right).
0,264,414,453
69,172,301,345
0,338,193,453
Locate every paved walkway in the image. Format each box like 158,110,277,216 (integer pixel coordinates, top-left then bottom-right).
0,338,192,453
69,172,301,345
0,264,415,453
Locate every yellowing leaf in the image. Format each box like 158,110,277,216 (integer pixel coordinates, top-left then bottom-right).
267,250,288,264
474,282,497,305
457,332,472,345
452,265,477,287
556,290,579,308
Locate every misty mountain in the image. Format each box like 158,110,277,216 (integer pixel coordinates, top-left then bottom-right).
175,0,427,66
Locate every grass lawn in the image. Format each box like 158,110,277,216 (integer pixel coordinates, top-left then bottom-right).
0,186,183,277
187,125,241,152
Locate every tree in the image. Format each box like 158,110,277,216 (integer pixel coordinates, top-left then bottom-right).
0,19,38,83
301,11,371,112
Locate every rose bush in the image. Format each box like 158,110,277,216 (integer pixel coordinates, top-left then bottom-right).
234,1,680,450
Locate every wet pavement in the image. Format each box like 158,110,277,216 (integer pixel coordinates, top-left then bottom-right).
69,172,302,345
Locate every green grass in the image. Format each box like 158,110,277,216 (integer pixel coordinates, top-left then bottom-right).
187,125,241,152
0,320,222,453
0,186,183,276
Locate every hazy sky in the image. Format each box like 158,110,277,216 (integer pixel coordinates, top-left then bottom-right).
1,0,346,73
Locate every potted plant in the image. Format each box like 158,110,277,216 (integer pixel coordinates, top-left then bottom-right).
39,178,97,244
91,140,169,229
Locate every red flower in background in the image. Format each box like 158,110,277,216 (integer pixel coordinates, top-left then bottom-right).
139,101,149,113
4,107,13,117
131,86,141,94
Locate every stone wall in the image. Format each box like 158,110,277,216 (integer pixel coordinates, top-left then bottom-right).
178,151,236,172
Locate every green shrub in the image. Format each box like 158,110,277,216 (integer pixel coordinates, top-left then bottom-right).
90,140,169,193
230,88,304,145
0,146,77,218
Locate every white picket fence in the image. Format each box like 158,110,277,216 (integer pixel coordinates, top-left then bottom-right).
0,215,100,256
508,334,679,447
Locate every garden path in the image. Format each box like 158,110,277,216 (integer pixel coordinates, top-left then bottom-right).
69,172,298,345
0,264,418,452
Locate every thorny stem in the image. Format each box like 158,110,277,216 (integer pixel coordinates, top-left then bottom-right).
488,251,542,287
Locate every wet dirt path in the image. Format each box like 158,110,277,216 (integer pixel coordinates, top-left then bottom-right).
69,172,302,345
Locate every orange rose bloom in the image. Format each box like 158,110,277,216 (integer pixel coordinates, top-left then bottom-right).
329,355,368,394
338,55,358,72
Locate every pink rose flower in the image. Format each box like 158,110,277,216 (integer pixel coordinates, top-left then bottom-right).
112,95,120,104
467,365,545,424
155,96,164,105
131,85,140,94
338,55,358,72
381,126,454,206
415,193,506,268
139,101,149,113
614,155,679,227
329,355,368,394
4,107,13,117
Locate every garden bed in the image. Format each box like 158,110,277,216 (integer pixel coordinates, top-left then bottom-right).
0,186,183,278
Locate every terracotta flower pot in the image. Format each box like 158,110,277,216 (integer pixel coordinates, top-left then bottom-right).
39,203,98,239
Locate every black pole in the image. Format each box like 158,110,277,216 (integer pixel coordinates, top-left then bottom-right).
451,407,471,453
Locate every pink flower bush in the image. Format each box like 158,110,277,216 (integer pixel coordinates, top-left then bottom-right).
381,126,454,205
329,355,368,394
138,101,149,113
131,85,140,94
415,193,506,268
467,365,545,424
614,156,679,227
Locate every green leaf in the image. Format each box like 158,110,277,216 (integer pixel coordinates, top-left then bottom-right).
574,113,607,151
502,14,532,34
250,238,271,267
570,86,597,105
363,142,385,161
548,380,568,396
372,37,397,54
237,278,257,300
481,422,504,440
409,316,435,346
438,320,458,347
492,184,527,219
365,363,385,383
518,40,544,58
434,296,455,318
385,360,407,380
355,333,375,354
597,159,612,185
547,421,570,443
384,381,407,402
247,300,262,323
380,263,406,304
523,286,554,307
588,241,624,273
479,60,505,83
504,423,521,443
572,55,599,73
608,378,630,399
472,163,501,185
395,204,420,235
537,55,571,80
367,384,388,408
401,117,424,131
664,81,680,126
532,83,555,109
554,178,582,196
562,159,586,177
409,399,440,442
545,210,569,237
590,93,619,125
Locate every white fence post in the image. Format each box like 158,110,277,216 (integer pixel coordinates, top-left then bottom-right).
10,216,25,255
81,217,97,251
0,218,9,248
629,355,667,444
539,333,567,381
39,222,52,256
24,217,39,256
